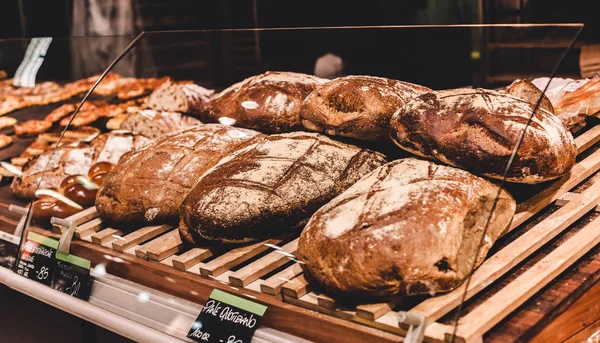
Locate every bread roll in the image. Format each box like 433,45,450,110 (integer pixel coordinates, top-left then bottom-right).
301,75,430,141
204,71,326,133
146,80,215,114
389,88,576,184
11,132,148,199
96,124,263,230
179,132,387,244
298,158,516,297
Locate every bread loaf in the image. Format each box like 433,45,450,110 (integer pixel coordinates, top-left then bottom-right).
506,79,554,114
179,132,387,244
298,158,516,297
146,80,215,114
96,124,263,230
301,76,430,141
204,71,326,133
11,132,148,199
389,88,576,184
120,110,202,138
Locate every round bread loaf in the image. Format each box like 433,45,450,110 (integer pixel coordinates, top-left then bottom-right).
301,75,430,141
179,132,388,244
203,71,326,133
389,88,576,184
298,158,516,297
96,124,263,232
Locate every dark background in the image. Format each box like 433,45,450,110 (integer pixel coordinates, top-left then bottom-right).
0,0,598,90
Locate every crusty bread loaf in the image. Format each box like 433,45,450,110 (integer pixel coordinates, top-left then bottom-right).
389,88,577,184
96,124,263,231
301,75,431,141
11,132,148,199
203,71,326,133
179,132,388,244
298,158,516,297
120,110,202,138
146,80,215,114
506,79,554,114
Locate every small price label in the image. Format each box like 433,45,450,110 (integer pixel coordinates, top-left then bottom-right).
52,251,92,300
0,232,21,269
16,232,58,286
0,231,21,269
187,289,267,343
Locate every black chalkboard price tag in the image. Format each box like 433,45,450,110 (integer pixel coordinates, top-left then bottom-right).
51,251,92,300
0,231,21,269
187,289,268,343
16,232,58,286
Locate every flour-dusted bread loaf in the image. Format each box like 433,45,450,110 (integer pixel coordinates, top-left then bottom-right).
298,158,516,297
180,132,387,244
389,88,577,184
204,71,326,133
301,75,431,141
11,132,148,199
96,124,263,230
146,80,215,115
506,79,555,114
120,110,202,138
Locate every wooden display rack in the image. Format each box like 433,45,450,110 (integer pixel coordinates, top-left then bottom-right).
18,122,598,342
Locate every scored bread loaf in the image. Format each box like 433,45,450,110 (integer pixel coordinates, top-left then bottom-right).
11,132,149,199
179,131,388,244
301,75,431,141
506,79,555,114
203,71,326,133
119,110,202,138
389,88,577,184
146,80,215,115
298,158,516,297
95,124,263,230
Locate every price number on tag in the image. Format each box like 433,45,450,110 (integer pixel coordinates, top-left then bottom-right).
36,266,50,281
66,276,81,297
221,335,243,343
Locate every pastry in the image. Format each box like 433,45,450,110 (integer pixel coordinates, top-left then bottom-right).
14,120,52,136
0,117,17,130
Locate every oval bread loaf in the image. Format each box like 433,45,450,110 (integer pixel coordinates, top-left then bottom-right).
389,88,576,184
179,131,388,244
301,75,431,141
298,158,516,297
96,124,263,230
203,71,326,133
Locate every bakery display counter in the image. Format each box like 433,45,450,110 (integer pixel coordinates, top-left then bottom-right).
2,24,600,343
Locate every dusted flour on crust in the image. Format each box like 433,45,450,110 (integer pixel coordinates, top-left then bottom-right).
389,88,576,184
204,71,326,133
298,158,516,297
301,75,431,142
180,131,387,244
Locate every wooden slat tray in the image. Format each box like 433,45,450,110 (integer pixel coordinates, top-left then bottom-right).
29,120,600,342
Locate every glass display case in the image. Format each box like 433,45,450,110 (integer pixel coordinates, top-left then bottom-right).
2,24,600,343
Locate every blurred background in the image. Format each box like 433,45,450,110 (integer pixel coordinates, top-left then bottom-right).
0,0,598,89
